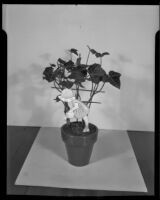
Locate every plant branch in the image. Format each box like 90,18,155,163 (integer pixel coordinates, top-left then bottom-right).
86,50,90,65
87,83,99,108
100,57,102,66
77,84,81,100
96,82,105,94
53,81,61,92
55,79,62,91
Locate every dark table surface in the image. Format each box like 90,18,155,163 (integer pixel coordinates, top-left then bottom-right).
7,126,154,196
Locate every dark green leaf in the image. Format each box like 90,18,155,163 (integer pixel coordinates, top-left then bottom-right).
59,80,74,89
101,52,110,57
76,82,85,88
76,56,81,66
108,71,121,89
88,63,105,76
57,58,66,65
70,48,78,56
50,63,56,67
95,52,101,57
91,75,101,84
43,66,56,82
68,68,86,82
54,95,61,102
88,63,101,74
77,65,88,77
102,73,110,82
90,49,97,54
109,71,121,77
64,60,74,67
64,60,74,71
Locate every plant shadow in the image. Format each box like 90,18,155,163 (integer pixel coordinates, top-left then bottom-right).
36,128,130,164
90,130,131,163
36,127,67,161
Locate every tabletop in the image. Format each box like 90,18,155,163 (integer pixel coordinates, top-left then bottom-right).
7,126,154,196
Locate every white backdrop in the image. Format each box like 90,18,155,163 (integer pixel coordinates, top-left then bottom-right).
5,5,158,131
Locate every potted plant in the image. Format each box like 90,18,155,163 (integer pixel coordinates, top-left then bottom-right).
42,46,121,166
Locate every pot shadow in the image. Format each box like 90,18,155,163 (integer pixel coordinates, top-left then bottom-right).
36,128,131,164
90,130,131,163
36,127,67,161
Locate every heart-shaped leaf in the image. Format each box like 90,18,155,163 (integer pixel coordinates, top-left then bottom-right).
108,71,121,89
88,63,101,73
88,63,105,76
64,60,74,71
91,75,101,84
102,73,110,82
43,66,56,82
77,65,88,77
59,80,74,89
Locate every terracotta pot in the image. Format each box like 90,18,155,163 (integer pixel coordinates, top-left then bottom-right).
61,122,98,167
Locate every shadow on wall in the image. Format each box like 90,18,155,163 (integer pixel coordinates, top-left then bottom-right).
120,75,154,131
7,61,60,127
116,54,154,131
7,53,154,131
100,53,154,131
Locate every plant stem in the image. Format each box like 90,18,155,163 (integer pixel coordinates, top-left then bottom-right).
87,82,105,108
96,82,105,94
100,57,102,66
86,51,90,65
55,79,62,91
90,82,94,97
75,83,80,99
87,83,99,108
77,84,81,100
54,81,61,92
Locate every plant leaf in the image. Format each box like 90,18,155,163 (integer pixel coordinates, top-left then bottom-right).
91,75,101,84
68,67,86,82
70,48,78,56
50,63,56,67
109,71,121,78
102,73,110,82
64,60,74,71
74,81,85,88
90,49,97,54
76,56,81,66
77,65,88,77
55,95,60,102
59,80,74,89
57,58,66,65
88,63,101,74
88,63,104,76
101,52,110,57
108,71,121,89
43,66,56,82
95,52,101,57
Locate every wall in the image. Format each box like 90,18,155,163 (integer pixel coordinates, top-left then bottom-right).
5,5,159,131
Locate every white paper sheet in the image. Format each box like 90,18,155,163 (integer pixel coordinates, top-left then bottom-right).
15,127,147,192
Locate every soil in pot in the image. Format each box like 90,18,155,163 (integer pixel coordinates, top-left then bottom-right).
61,121,98,167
